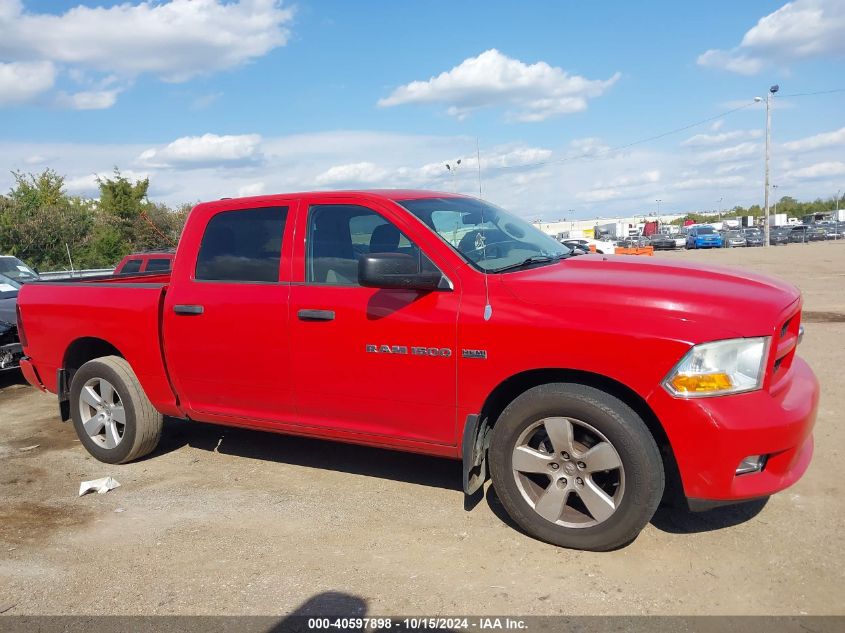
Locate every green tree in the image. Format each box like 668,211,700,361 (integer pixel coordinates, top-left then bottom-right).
0,170,94,270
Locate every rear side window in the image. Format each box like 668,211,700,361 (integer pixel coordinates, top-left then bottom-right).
145,257,172,272
120,259,142,274
196,207,287,282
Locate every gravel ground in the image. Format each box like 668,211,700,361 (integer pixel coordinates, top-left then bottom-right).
1,241,843,616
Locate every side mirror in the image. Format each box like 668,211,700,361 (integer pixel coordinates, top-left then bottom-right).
358,253,448,291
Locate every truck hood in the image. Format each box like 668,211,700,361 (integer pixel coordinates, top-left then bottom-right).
499,255,799,340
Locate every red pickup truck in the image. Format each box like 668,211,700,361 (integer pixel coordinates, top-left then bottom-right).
17,191,818,551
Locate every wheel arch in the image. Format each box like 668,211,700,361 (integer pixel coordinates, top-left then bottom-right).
477,368,683,504
64,337,125,377
57,337,125,421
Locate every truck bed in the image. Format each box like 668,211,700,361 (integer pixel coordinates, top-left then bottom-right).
17,275,181,417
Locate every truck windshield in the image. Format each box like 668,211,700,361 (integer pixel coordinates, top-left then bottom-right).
398,197,570,272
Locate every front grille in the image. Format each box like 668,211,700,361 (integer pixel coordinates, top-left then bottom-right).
771,310,800,386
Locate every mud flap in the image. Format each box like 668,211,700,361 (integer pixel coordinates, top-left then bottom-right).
462,414,491,496
57,368,70,422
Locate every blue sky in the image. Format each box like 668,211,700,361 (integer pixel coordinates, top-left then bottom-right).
1,0,843,218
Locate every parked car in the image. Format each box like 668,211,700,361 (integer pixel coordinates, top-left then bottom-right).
0,255,40,283
721,230,747,248
114,250,175,275
0,273,23,371
616,236,651,248
18,190,818,552
648,234,679,250
686,225,723,249
821,225,843,240
807,226,829,242
787,225,820,244
559,238,615,255
561,240,590,256
741,228,764,247
769,227,790,245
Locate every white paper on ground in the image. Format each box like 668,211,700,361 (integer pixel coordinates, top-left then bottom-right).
78,476,121,496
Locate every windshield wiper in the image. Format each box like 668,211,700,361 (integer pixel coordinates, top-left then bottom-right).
489,254,568,274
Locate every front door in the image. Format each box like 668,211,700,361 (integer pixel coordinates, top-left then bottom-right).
289,198,460,445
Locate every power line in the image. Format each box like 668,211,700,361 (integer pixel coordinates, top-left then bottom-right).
421,87,844,188
778,88,845,98
484,100,760,173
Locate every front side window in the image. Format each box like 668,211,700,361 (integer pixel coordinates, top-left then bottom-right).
398,197,569,272
307,204,435,285
196,206,287,282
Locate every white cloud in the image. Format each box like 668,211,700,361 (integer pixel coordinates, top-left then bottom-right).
2,126,841,220
138,133,264,168
378,49,620,122
0,0,293,108
696,50,763,75
64,169,151,196
669,176,746,191
696,0,845,74
0,0,294,81
715,162,754,175
695,142,761,164
786,161,845,179
566,137,612,158
314,162,389,186
237,182,266,197
57,89,120,110
576,188,622,203
0,61,55,105
682,130,762,147
783,126,845,152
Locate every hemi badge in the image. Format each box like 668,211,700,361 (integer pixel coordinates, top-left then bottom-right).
462,349,487,359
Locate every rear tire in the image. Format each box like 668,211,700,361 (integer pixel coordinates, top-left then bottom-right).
70,355,163,464
489,383,664,551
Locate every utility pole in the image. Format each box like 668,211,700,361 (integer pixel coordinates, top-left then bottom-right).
757,85,779,248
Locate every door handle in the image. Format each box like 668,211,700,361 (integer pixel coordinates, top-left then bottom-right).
298,309,335,321
173,304,204,315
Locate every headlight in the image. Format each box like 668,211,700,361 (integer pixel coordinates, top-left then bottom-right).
663,337,770,398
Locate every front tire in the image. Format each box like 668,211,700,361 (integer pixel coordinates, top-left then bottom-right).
489,383,664,551
70,355,163,464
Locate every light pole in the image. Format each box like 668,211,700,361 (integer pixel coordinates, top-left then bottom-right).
756,85,779,248
836,189,841,240
718,197,723,222
772,184,779,216
445,159,461,193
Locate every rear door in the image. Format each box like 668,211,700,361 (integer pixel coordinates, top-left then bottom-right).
163,199,298,423
288,196,461,445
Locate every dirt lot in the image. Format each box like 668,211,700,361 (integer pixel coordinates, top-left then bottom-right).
1,241,843,616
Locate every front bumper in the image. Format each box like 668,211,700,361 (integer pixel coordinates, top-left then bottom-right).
648,356,818,503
